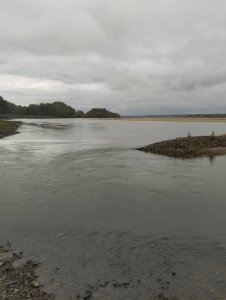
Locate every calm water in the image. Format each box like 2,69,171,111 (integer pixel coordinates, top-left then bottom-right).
1,119,226,299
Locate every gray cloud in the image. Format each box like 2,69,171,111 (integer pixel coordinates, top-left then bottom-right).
0,0,226,114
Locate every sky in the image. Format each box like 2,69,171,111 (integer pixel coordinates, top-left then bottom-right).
0,0,226,115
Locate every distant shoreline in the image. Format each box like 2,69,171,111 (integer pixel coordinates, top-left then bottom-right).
2,115,226,123
120,116,226,122
82,116,226,122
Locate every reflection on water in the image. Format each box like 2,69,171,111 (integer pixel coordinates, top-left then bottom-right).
0,119,226,299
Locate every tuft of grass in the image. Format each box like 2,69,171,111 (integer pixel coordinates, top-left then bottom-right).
187,132,191,138
210,131,215,140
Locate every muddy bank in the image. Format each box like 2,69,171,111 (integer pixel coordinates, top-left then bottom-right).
138,134,226,158
0,243,54,300
0,120,21,139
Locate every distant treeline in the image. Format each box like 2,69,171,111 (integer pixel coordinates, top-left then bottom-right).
0,96,120,118
84,108,120,118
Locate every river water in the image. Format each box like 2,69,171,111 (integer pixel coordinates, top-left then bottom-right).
0,119,226,299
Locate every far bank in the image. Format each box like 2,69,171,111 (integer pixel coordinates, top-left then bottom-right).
120,116,226,122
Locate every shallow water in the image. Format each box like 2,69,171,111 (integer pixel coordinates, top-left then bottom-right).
0,119,226,299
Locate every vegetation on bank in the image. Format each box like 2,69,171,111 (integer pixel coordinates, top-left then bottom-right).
0,96,77,118
0,119,21,139
138,134,226,158
85,108,120,118
0,96,120,118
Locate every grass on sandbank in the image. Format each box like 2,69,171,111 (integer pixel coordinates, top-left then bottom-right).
0,119,21,139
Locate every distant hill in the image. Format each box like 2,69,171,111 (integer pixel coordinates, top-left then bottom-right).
0,96,120,118
85,108,120,118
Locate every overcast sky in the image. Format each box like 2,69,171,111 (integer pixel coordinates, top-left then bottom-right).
0,0,226,115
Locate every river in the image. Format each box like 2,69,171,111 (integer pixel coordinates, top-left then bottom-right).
0,119,226,299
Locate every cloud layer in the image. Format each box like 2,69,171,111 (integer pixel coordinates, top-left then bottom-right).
1,0,226,114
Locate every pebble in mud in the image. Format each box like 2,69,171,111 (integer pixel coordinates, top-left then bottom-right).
157,278,170,291
99,281,109,288
76,290,92,300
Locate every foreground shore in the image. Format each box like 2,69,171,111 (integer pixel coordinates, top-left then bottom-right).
0,243,177,300
0,120,21,139
0,244,54,300
138,134,226,158
0,241,199,300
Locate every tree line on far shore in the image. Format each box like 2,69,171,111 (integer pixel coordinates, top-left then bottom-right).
0,96,120,118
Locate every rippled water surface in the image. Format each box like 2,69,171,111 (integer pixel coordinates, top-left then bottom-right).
1,119,226,299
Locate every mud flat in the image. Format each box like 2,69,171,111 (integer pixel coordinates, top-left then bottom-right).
137,134,226,158
0,120,21,139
